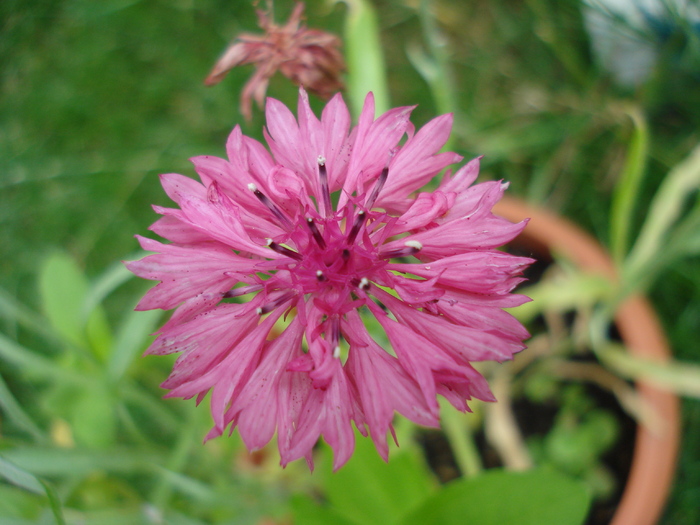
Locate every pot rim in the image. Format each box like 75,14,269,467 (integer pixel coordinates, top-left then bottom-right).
494,195,681,525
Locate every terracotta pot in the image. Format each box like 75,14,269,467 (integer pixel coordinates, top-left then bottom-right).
493,195,681,525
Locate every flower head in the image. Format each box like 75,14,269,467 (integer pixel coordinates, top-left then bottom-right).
205,2,345,121
127,89,533,470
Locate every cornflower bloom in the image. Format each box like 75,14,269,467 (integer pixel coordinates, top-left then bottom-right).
127,89,533,470
205,2,344,121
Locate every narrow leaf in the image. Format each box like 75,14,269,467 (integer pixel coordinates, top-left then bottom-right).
610,107,649,265
598,343,700,398
624,144,700,290
0,373,45,442
108,308,161,382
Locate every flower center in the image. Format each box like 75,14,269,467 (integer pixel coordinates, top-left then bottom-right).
242,156,423,320
267,203,387,293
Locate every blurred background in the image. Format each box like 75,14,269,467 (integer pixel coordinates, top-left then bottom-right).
1,0,699,523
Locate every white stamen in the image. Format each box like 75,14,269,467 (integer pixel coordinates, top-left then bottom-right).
265,238,273,246
359,277,370,290
404,240,423,250
247,182,258,192
333,346,341,359
256,307,263,315
316,270,323,277
317,155,326,166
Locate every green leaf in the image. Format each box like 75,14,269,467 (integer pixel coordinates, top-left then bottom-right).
0,373,45,442
2,447,160,477
39,480,67,525
38,251,91,348
400,468,592,525
0,332,92,387
81,259,137,321
0,456,66,525
512,270,613,323
409,0,457,121
38,251,113,359
318,432,436,525
597,342,700,397
0,456,44,494
610,107,649,265
70,387,116,448
290,494,361,525
0,287,58,343
108,308,160,382
0,484,45,520
624,144,700,292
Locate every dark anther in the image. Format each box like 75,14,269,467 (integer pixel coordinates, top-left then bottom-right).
379,240,423,259
256,291,296,315
223,284,263,298
248,183,293,228
317,156,332,217
266,239,303,260
306,217,327,249
347,210,365,245
365,166,389,209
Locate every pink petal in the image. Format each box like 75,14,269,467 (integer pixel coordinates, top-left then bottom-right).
230,317,307,451
126,236,254,310
343,311,438,459
378,114,462,208
390,251,534,295
284,359,358,471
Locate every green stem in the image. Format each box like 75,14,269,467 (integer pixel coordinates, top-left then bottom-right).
440,399,482,478
149,404,198,509
341,0,391,117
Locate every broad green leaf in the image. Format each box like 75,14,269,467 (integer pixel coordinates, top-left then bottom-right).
38,251,91,348
71,387,116,448
544,409,619,475
85,305,113,362
38,251,113,359
400,468,591,525
0,484,45,520
318,432,436,525
290,494,361,525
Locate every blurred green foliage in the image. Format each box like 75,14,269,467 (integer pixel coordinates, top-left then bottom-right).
1,0,699,523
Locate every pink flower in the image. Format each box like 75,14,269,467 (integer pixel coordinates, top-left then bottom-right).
127,89,533,470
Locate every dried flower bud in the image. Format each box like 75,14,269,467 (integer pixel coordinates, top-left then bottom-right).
205,2,345,121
